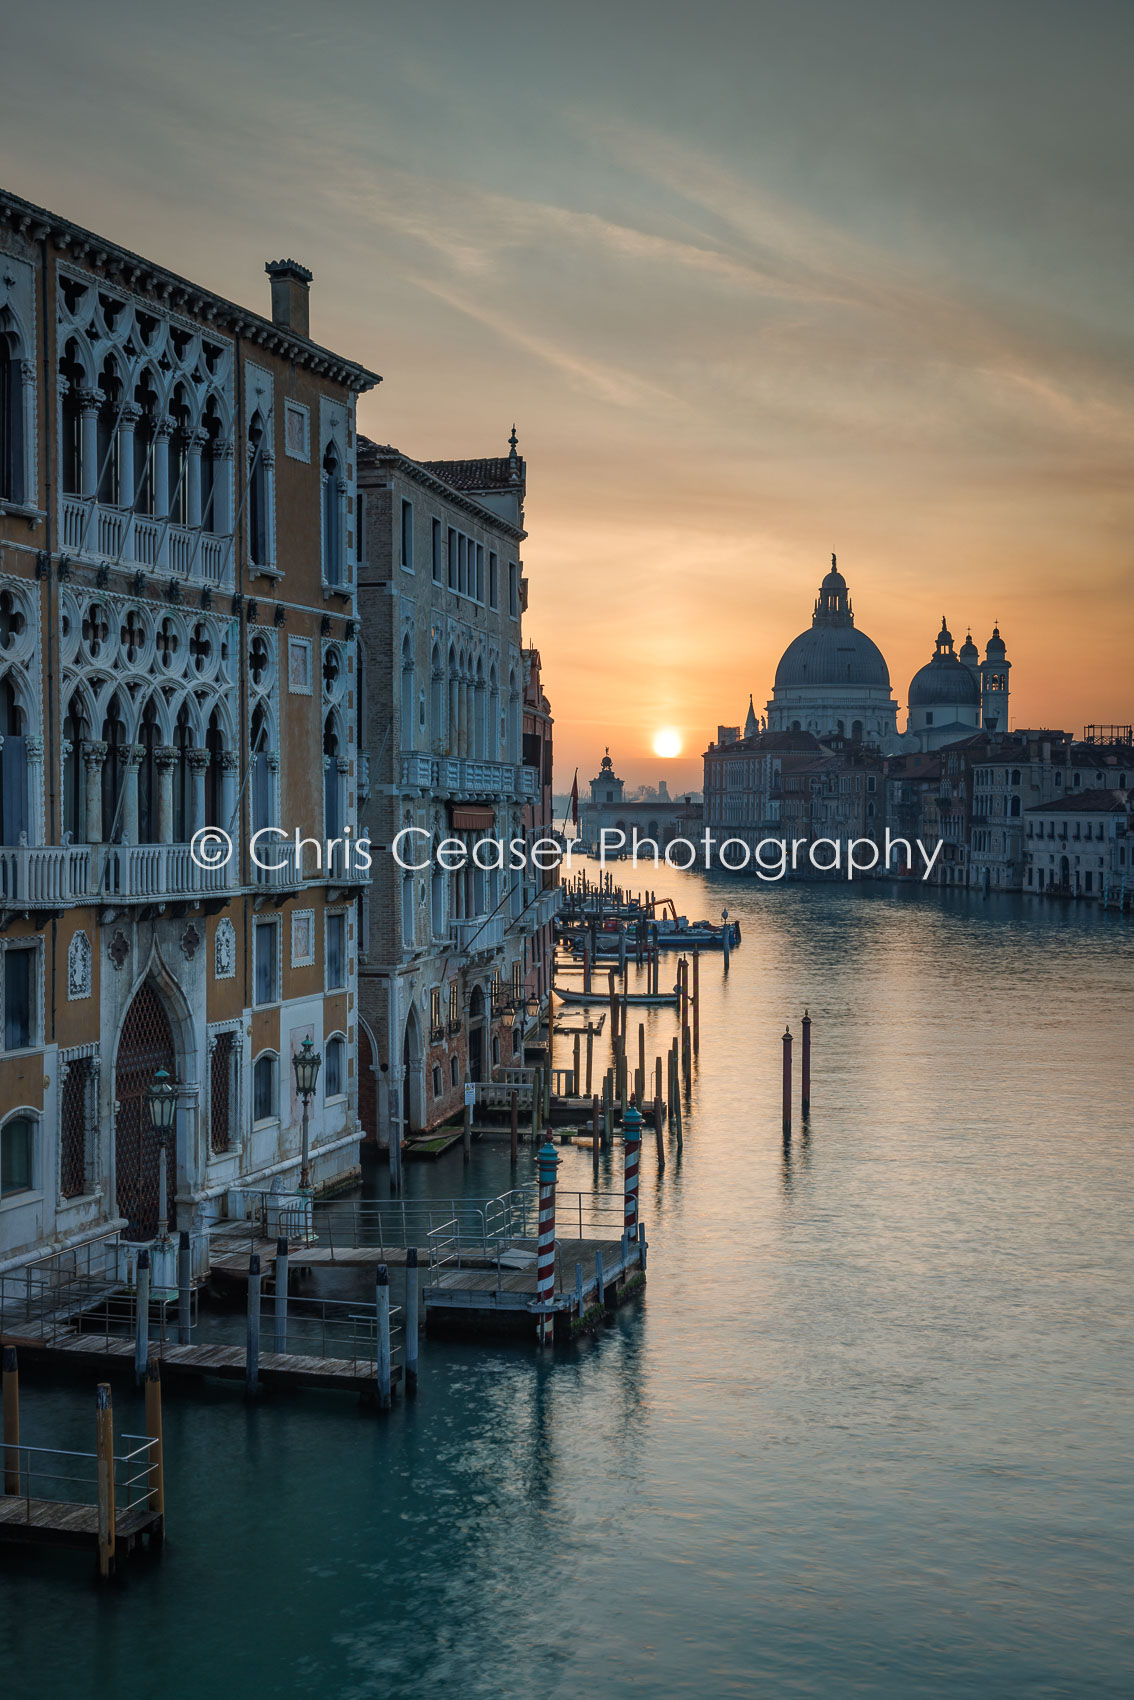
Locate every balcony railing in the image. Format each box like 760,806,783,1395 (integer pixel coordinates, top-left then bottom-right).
398,752,534,801
102,843,235,902
60,497,231,586
451,912,507,953
0,845,93,907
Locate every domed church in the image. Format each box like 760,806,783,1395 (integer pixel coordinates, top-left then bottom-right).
905,618,1011,750
765,556,899,744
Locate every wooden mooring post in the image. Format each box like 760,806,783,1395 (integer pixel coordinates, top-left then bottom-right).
246,1253,261,1397
592,1095,601,1174
274,1236,289,1354
692,948,700,1053
95,1383,115,1579
145,1355,165,1522
801,1008,811,1119
585,1024,594,1096
177,1229,192,1346
133,1248,150,1385
510,1089,519,1162
782,1025,793,1137
376,1264,392,1409
404,1248,419,1395
573,1032,582,1097
2,1344,19,1495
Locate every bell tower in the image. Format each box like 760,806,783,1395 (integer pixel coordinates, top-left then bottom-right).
980,626,1011,733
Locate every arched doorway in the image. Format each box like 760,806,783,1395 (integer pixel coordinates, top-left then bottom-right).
358,1021,377,1144
468,983,486,1084
115,980,176,1240
401,1004,425,1133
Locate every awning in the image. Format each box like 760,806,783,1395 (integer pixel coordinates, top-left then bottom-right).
450,806,497,831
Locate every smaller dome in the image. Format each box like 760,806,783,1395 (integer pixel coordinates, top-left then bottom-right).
909,656,981,708
985,625,1006,657
959,631,979,665
821,566,847,594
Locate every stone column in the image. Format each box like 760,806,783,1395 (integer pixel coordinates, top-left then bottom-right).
153,416,172,530
117,402,141,511
219,750,239,838
188,748,210,837
213,440,235,538
187,431,206,530
155,745,178,844
78,390,101,500
121,746,142,845
82,740,107,843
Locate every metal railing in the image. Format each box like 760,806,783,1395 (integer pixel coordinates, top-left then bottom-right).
1,1434,160,1521
0,1234,126,1338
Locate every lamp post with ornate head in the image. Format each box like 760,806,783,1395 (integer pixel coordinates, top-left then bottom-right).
293,1038,322,1192
148,1067,178,1243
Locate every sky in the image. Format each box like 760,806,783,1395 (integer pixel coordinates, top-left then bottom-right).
3,0,1132,791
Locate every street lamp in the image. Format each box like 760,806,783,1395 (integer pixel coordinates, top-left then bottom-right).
147,1067,177,1241
293,1038,322,1192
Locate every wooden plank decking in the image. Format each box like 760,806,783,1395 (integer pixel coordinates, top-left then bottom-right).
425,1235,643,1315
0,1493,161,1550
5,1328,397,1395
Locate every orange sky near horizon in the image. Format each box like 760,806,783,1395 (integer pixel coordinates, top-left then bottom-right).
3,1,1131,794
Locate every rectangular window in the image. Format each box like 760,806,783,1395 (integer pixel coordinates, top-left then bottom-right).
448,979,460,1032
59,1057,95,1198
458,534,467,596
325,912,346,990
1,1116,33,1196
430,986,442,1038
3,946,34,1050
475,544,484,603
253,921,277,1007
489,551,498,609
209,1031,238,1155
447,526,457,590
508,561,519,618
432,518,442,583
356,492,366,567
325,1037,343,1097
401,499,414,571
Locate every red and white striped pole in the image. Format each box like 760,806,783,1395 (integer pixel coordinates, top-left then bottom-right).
622,1098,643,1236
535,1139,560,1346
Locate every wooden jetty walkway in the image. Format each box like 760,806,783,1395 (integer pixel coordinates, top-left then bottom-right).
1,1348,163,1576
424,1230,644,1340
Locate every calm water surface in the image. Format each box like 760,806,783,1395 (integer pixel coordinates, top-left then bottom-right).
4,866,1132,1698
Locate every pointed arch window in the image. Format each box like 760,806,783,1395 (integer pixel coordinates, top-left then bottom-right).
0,678,27,847
96,358,122,506
133,371,158,516
251,704,274,835
400,635,415,748
248,412,271,567
322,440,344,585
0,330,25,504
63,694,88,843
324,713,343,842
60,341,84,496
168,385,190,526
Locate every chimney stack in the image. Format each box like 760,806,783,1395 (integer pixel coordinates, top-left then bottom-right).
265,259,313,339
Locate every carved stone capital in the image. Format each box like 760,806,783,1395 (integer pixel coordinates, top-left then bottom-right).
187,747,211,771
82,739,108,769
154,745,179,770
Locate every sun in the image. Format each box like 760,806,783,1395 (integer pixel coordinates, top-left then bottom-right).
653,728,682,758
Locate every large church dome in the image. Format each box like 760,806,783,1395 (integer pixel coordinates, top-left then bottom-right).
764,556,899,746
772,557,891,689
774,625,891,690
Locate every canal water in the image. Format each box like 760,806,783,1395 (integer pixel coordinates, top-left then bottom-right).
4,864,1133,1698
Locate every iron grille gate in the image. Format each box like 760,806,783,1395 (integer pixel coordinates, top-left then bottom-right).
114,981,177,1240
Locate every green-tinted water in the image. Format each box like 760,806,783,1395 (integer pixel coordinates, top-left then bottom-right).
4,869,1132,1697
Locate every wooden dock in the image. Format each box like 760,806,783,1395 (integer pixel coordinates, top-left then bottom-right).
0,1493,161,1556
424,1233,645,1340
5,1327,394,1396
